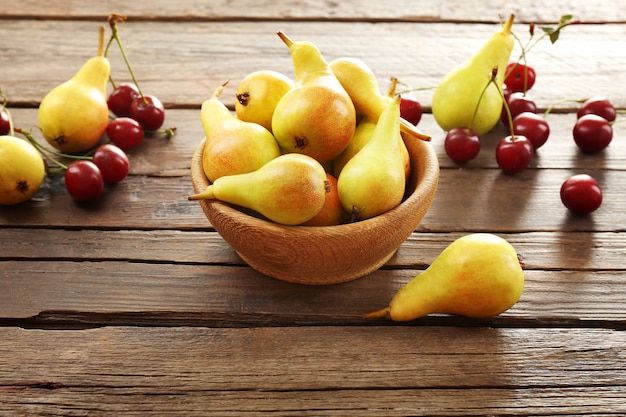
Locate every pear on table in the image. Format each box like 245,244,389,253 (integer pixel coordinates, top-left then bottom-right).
365,233,525,321
432,14,515,135
38,27,111,154
271,31,356,163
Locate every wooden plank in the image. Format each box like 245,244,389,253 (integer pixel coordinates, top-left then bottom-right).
0,20,624,108
2,229,625,272
2,163,624,232
1,259,625,327
1,326,626,415
2,0,626,23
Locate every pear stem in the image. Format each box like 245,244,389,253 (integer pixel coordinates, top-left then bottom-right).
97,26,105,57
188,185,216,201
276,31,293,48
363,307,391,320
502,13,515,35
387,76,399,97
212,80,230,99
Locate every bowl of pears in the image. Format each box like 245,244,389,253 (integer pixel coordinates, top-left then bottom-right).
189,32,439,285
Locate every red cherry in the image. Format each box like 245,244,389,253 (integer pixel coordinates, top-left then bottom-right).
0,109,10,135
513,112,550,150
560,174,602,214
577,96,617,122
399,95,422,126
107,83,140,117
106,117,144,150
130,95,165,131
444,127,481,164
64,160,104,203
92,144,130,184
495,135,533,174
502,92,537,127
572,114,613,153
504,62,536,93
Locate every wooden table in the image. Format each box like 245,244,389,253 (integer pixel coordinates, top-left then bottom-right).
2,1,626,415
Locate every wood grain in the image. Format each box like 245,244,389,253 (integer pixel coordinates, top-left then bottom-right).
1,20,625,108
1,326,625,415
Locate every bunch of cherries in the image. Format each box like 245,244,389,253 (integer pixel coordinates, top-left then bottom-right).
3,14,172,204
398,59,618,215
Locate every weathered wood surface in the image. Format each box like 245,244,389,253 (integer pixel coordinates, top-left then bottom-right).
2,326,626,416
2,1,626,415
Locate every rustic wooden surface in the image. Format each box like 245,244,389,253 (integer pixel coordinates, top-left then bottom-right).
1,1,626,415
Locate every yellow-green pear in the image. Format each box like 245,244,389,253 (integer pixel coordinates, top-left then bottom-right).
189,153,329,226
235,70,294,133
365,233,525,321
329,56,430,141
332,117,377,177
38,27,110,154
200,81,281,182
0,135,46,205
337,96,406,221
432,14,515,135
271,32,356,163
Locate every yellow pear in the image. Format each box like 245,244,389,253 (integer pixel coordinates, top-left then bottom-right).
333,117,410,181
271,32,356,163
329,56,430,141
189,153,329,226
235,70,294,133
432,14,515,135
337,96,406,221
38,27,110,154
200,81,281,182
0,135,46,205
365,233,525,321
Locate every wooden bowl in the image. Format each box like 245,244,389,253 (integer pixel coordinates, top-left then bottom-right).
190,135,439,285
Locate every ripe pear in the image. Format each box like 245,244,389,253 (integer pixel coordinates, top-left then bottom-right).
301,173,344,226
365,233,525,321
38,27,110,154
189,153,329,226
432,14,515,135
337,96,406,221
235,70,294,133
271,32,356,163
333,118,410,181
0,135,46,205
200,81,281,182
329,56,430,141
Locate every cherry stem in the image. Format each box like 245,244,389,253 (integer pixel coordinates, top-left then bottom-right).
14,127,93,173
466,67,498,134
543,97,587,118
106,14,146,102
492,71,516,139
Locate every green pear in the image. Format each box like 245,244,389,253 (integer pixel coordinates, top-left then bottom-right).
38,27,110,154
271,32,356,163
200,81,281,183
329,56,430,141
337,96,406,221
365,233,525,321
432,14,515,135
189,153,329,226
235,70,294,133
